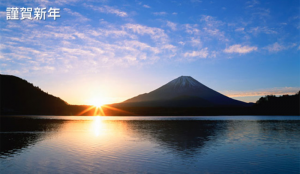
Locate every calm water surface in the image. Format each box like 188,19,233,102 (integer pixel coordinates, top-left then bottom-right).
1,116,299,174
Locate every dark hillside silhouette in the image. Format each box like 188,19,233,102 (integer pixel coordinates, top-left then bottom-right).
0,74,67,115
253,92,300,115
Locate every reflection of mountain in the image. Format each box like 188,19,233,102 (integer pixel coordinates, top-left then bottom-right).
125,120,226,156
0,117,65,158
124,119,300,158
115,76,250,107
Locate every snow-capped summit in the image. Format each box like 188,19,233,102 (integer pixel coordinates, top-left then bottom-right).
168,76,201,89
119,76,249,107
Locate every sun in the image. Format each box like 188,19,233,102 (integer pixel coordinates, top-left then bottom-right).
88,98,106,108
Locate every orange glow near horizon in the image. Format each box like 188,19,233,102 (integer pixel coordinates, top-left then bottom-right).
76,105,106,116
76,104,135,117
88,97,108,108
75,95,136,116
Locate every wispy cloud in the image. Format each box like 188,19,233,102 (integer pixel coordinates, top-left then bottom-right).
200,15,224,28
246,0,260,8
224,87,300,97
0,21,174,74
161,44,176,50
84,4,128,17
235,27,244,32
252,8,270,18
189,37,202,47
182,15,228,48
184,48,208,59
249,26,277,35
166,21,177,30
203,27,226,41
224,44,257,54
200,15,227,41
153,12,167,16
184,24,200,35
124,23,168,43
89,28,136,39
264,42,297,53
264,42,285,52
121,40,161,54
64,8,90,22
0,11,6,18
1,0,298,77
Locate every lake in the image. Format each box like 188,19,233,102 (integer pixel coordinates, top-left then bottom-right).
1,116,299,174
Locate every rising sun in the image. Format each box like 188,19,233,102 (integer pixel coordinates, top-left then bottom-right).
88,98,106,108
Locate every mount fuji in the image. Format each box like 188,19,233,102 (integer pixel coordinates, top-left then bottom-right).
114,76,250,107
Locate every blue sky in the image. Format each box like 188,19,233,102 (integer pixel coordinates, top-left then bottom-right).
0,0,299,105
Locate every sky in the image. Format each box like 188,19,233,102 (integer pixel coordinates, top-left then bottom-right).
0,0,299,105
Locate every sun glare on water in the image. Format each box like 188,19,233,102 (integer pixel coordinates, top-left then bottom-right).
92,116,105,136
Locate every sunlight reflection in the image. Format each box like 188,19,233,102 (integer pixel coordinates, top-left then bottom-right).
92,116,105,137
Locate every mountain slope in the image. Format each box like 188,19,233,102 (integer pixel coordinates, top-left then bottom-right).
117,76,250,107
0,74,68,114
